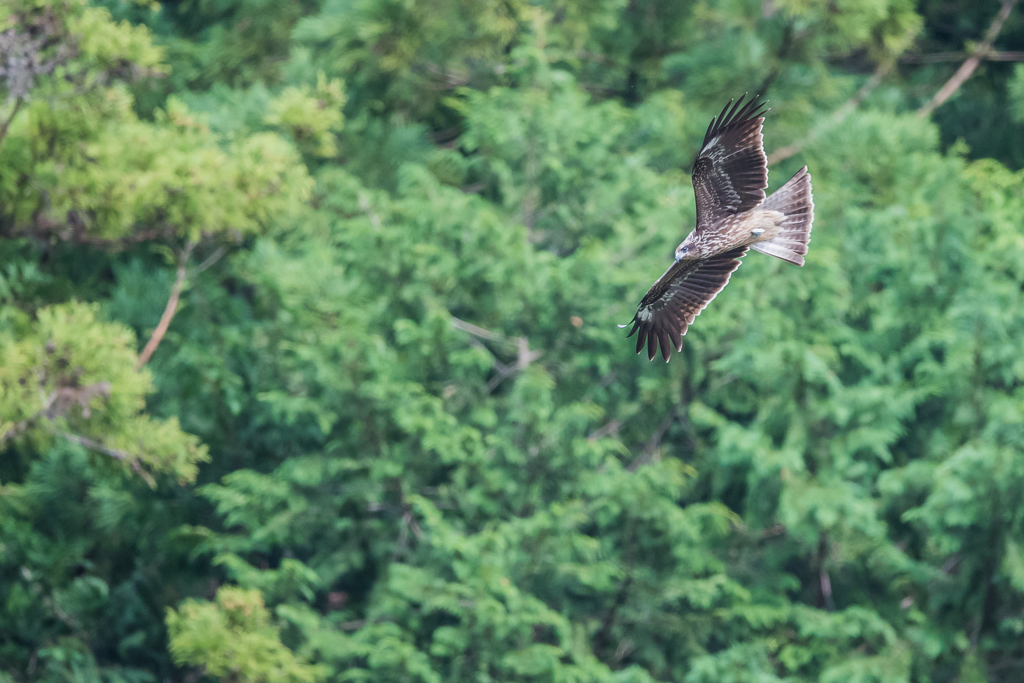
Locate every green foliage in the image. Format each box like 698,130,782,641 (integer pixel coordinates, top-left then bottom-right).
293,0,524,120
1009,63,1024,122
2,85,312,243
266,73,347,158
167,587,324,683
6,0,1024,681
1,301,208,483
0,0,312,245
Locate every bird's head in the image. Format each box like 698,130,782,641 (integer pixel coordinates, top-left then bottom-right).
674,243,690,262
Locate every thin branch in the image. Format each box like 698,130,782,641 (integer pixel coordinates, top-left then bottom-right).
70,226,172,250
819,569,835,611
2,382,111,443
980,50,1024,61
51,429,130,461
768,24,919,164
484,338,541,393
768,59,893,165
902,50,1024,63
1,406,45,444
515,336,542,369
917,0,1020,118
357,191,382,231
816,533,836,612
449,316,541,392
0,96,23,147
46,426,156,487
340,620,366,631
449,316,508,343
136,241,195,369
645,411,676,454
587,419,621,442
192,246,225,275
627,411,677,471
593,576,633,658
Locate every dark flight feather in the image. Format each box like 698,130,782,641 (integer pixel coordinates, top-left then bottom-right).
692,94,769,228
622,94,815,362
625,246,748,362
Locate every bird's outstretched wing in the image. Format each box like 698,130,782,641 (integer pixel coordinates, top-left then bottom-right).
692,95,769,228
624,247,748,362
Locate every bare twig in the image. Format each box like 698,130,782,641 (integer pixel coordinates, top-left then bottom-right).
449,316,507,343
1,406,45,444
192,246,225,275
820,569,835,611
357,192,382,232
449,315,541,393
136,242,195,369
485,364,516,393
5,222,176,250
768,24,918,164
51,428,131,461
816,533,836,612
917,0,1020,118
0,21,73,102
1,382,111,443
46,426,156,487
902,50,1024,63
627,411,677,471
515,336,542,369
67,226,172,250
7,415,157,485
340,620,366,631
483,340,540,392
0,96,23,147
587,419,621,443
768,62,892,164
593,576,633,658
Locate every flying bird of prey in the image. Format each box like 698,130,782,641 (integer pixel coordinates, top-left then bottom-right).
621,94,814,362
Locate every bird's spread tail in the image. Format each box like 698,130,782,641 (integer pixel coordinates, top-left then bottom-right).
753,166,814,266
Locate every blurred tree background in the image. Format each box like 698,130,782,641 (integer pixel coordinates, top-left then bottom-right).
3,0,1024,680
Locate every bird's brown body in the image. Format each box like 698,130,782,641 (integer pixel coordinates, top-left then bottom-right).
623,95,815,362
686,209,787,257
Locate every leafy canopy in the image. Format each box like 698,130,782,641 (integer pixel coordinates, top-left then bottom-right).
3,0,1024,682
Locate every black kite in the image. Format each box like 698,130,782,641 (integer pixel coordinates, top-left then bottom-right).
622,95,815,362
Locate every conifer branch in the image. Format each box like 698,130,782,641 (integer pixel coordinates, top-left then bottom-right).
917,0,1020,118
1,382,111,443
